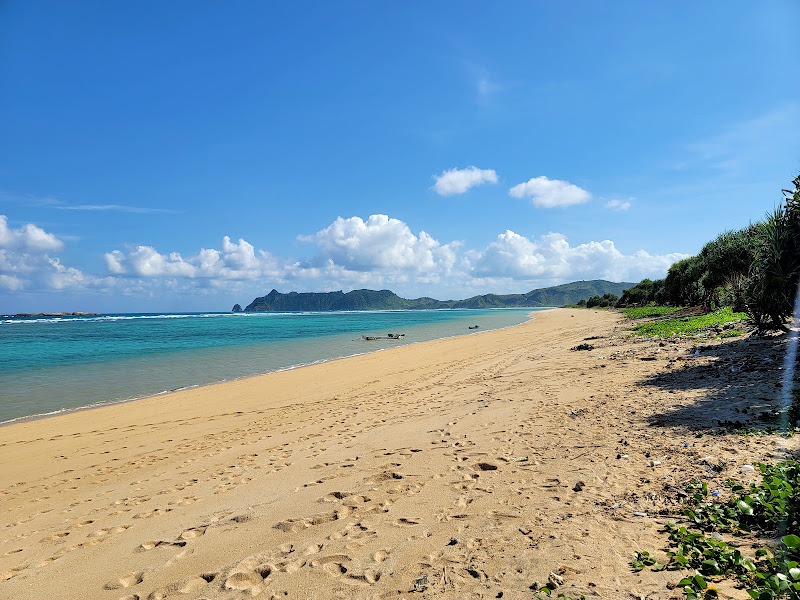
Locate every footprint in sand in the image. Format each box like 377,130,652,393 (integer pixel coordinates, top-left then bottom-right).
367,469,404,484
304,543,323,555
90,525,131,537
138,540,186,551
275,558,306,574
178,572,216,593
224,567,270,591
373,548,391,562
179,527,205,540
1,565,27,581
320,490,352,502
392,518,420,527
103,570,144,589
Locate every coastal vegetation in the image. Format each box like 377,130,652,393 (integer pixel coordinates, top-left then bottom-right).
617,174,800,332
633,460,800,600
625,307,747,339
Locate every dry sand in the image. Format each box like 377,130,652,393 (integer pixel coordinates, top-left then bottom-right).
1,308,796,600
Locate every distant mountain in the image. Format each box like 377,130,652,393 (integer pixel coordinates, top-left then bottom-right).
241,280,635,312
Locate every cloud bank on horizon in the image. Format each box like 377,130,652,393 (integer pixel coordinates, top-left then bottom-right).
0,208,688,302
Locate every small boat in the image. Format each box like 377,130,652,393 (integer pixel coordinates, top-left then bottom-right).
468,325,480,329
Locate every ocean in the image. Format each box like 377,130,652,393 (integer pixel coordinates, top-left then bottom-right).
0,308,542,424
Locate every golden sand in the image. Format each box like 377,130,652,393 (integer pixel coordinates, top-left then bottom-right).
0,308,795,599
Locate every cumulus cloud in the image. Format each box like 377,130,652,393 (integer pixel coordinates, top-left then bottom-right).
433,166,498,196
105,236,284,280
466,230,688,282
509,176,591,208
0,215,97,292
0,215,63,252
606,199,632,211
298,214,458,274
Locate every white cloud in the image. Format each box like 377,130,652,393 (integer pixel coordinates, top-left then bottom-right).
0,215,98,292
298,214,458,274
606,199,632,211
0,215,63,252
466,230,688,282
509,176,591,208
433,166,498,196
1,212,691,305
105,236,284,280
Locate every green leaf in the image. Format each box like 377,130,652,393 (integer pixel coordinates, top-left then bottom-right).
789,567,800,581
736,499,754,516
701,559,722,575
783,534,800,549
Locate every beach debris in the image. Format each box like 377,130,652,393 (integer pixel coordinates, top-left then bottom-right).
573,481,585,492
740,464,755,473
501,456,529,463
701,456,717,464
632,512,648,517
711,532,724,542
609,501,627,509
548,572,564,588
649,460,661,467
571,343,595,351
413,575,428,591
447,536,458,546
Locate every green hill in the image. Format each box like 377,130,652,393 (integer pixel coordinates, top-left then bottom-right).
241,280,635,312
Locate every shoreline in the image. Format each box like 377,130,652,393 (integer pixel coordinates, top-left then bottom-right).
0,310,543,428
1,307,795,600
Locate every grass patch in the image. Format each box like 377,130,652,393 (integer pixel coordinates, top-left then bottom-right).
620,306,684,319
629,308,747,338
718,329,745,339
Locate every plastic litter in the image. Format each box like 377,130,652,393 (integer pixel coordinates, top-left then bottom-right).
740,465,755,473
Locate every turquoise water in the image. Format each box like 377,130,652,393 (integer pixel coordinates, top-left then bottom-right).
0,309,541,423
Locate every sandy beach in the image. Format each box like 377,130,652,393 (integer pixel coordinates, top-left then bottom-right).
1,308,796,600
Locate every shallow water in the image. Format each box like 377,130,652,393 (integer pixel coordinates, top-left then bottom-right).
0,308,542,423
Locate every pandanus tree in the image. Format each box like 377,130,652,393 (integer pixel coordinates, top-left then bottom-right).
700,226,758,312
745,174,800,331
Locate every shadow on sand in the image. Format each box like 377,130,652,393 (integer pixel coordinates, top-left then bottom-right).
640,332,797,446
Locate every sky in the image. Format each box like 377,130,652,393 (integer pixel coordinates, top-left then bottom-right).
1,1,799,313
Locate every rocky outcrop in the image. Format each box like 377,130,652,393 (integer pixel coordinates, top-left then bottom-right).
231,304,243,313
11,312,100,317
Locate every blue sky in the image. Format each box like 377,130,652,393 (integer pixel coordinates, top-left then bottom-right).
1,1,798,313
